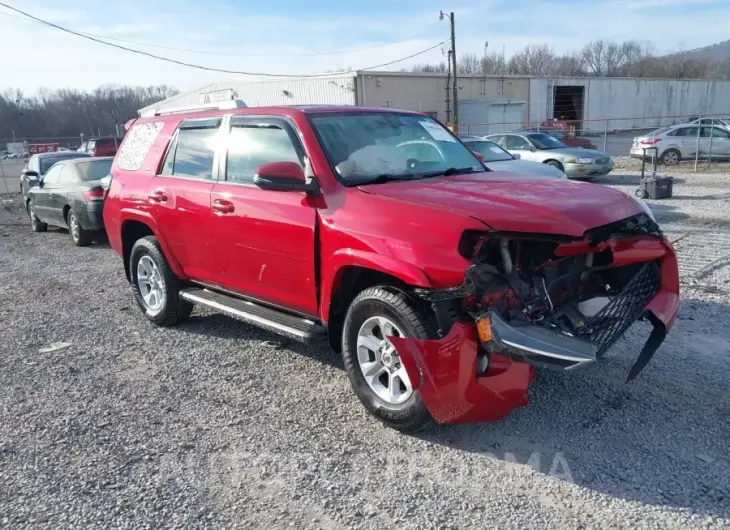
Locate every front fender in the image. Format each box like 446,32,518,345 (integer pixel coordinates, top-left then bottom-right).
320,248,434,323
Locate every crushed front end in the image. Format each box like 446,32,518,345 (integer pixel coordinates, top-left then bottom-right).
389,213,680,424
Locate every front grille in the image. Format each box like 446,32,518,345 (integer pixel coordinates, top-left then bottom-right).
580,262,661,356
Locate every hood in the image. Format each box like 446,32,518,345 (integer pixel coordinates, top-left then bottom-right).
486,159,566,179
358,171,642,237
549,147,607,158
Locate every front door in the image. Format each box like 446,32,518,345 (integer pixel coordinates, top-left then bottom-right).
34,164,63,224
211,116,318,316
146,118,220,283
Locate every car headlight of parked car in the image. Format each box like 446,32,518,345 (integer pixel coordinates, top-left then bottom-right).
570,157,596,164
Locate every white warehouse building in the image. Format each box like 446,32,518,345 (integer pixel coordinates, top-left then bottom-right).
139,72,730,134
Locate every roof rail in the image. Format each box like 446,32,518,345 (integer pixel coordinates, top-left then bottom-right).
138,99,247,118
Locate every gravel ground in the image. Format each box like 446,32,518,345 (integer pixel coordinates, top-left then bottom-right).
1,179,729,529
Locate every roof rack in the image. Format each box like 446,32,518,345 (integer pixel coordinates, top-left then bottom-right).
139,99,247,118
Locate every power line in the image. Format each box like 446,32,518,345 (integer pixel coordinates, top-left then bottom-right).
0,10,431,57
0,3,446,77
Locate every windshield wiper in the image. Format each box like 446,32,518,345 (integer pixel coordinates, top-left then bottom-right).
350,173,419,186
421,167,476,178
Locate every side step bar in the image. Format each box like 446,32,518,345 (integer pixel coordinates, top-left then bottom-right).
180,287,327,345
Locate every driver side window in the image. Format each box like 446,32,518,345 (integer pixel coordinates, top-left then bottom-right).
506,135,532,150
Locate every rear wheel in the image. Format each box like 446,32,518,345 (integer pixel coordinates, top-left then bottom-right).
67,210,92,247
28,201,47,232
342,286,435,432
660,149,680,166
129,236,193,326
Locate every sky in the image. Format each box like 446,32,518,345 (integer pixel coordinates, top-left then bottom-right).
1,0,729,93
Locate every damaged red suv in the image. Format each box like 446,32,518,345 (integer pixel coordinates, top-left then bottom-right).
103,103,679,432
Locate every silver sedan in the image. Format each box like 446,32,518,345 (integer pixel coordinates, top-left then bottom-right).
486,132,613,179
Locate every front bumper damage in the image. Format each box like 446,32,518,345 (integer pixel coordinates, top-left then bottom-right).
389,235,679,425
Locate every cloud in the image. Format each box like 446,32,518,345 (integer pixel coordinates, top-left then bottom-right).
1,0,728,93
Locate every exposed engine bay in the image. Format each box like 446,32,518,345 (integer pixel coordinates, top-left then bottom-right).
415,213,667,380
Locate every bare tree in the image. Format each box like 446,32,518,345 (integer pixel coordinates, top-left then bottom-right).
508,44,555,75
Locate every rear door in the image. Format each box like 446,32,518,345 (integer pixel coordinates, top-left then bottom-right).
51,165,76,225
147,118,220,283
210,116,318,315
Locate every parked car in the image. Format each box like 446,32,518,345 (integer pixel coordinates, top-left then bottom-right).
629,124,730,165
486,132,613,179
103,104,678,432
460,136,566,178
80,137,120,157
26,157,112,246
520,128,597,149
20,151,93,198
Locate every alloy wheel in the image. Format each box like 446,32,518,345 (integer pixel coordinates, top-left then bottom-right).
136,255,165,312
356,316,413,405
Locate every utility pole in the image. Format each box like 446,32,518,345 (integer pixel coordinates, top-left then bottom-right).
445,49,452,124
440,11,458,131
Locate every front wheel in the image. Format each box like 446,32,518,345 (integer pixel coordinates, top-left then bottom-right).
545,160,564,172
129,236,193,326
341,286,436,432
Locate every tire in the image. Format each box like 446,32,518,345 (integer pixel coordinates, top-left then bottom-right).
341,286,436,432
27,201,47,232
129,236,193,327
660,149,680,166
67,210,92,247
545,160,564,172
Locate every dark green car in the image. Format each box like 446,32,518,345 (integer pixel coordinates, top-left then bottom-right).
26,157,113,246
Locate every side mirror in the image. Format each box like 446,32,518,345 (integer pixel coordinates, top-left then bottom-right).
252,161,320,196
470,150,485,163
512,153,521,160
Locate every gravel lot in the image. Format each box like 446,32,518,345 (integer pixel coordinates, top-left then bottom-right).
1,171,729,529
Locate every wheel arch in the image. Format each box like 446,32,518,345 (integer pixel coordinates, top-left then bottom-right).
323,253,434,353
120,218,183,282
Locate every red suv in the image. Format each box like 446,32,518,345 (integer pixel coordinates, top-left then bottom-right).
84,137,120,157
103,104,679,432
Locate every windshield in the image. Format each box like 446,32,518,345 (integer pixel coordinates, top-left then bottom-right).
40,153,91,174
76,159,113,181
464,140,513,162
308,112,483,184
526,133,566,150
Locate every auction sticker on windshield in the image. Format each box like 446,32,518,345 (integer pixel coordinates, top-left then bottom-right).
420,120,456,142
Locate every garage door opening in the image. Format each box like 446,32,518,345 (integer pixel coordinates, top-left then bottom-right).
553,85,585,125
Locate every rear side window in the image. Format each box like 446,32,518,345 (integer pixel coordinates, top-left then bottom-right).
160,119,221,180
116,122,165,171
77,159,114,181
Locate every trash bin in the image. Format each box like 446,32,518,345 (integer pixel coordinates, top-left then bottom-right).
636,176,674,199
635,146,673,199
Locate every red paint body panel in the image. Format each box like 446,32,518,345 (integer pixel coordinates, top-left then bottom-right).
390,323,534,424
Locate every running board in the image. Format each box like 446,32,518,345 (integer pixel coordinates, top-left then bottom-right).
180,287,327,344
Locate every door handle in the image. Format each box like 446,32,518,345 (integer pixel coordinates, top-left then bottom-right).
212,199,234,214
148,189,168,202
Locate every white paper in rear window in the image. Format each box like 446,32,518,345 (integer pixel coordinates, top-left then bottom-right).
116,121,164,171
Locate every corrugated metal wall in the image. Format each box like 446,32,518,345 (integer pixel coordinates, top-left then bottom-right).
529,77,730,129
139,76,357,114
357,72,530,124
